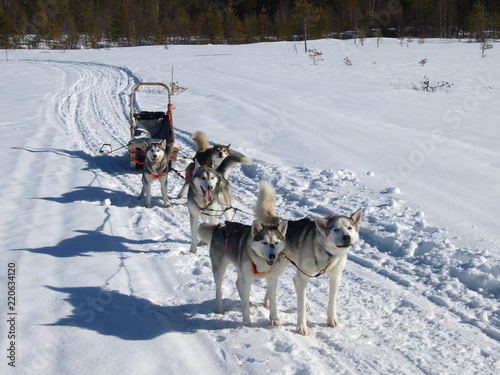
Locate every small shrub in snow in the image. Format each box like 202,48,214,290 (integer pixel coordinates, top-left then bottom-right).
411,76,454,93
170,81,188,95
480,42,493,58
307,49,323,65
419,58,428,66
343,56,352,66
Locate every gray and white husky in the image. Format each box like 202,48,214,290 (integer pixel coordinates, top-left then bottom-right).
177,132,231,199
199,218,288,327
255,181,362,335
138,139,174,208
187,153,252,254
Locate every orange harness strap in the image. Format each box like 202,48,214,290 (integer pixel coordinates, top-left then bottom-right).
224,238,269,275
250,259,269,275
151,171,165,179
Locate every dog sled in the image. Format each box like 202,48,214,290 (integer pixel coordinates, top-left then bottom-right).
126,82,178,170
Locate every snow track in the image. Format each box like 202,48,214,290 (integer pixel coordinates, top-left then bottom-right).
2,44,498,375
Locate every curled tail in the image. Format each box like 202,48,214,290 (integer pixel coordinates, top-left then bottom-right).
255,180,281,225
191,131,210,152
216,152,253,179
198,223,215,245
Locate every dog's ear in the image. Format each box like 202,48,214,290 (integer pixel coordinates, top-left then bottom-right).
227,144,231,150
251,220,263,237
160,139,167,149
351,209,362,227
144,141,150,149
194,159,201,170
351,208,363,228
277,221,288,237
314,217,329,236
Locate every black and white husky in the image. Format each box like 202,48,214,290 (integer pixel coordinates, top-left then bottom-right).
187,153,252,254
255,181,362,335
138,139,174,208
199,218,288,327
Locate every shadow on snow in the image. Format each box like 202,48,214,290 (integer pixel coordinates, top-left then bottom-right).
45,285,239,340
13,229,177,257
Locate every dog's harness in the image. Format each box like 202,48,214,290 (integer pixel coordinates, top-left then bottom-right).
250,259,269,275
151,171,166,179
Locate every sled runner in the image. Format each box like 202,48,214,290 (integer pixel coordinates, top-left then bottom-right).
127,82,178,170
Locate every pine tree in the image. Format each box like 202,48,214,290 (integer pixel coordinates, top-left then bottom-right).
224,3,242,43
205,3,224,43
293,0,321,53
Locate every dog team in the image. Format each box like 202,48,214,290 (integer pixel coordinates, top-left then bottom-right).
138,132,362,336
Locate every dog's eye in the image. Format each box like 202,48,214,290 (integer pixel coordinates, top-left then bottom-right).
333,229,340,232
348,226,353,230
262,241,268,245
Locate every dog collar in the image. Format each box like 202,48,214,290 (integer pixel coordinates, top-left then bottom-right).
321,246,337,259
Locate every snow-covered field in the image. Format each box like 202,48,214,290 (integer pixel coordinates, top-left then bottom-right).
1,38,499,374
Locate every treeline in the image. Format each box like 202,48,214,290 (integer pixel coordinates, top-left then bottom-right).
1,0,499,49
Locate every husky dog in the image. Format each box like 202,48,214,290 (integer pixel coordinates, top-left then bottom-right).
255,181,362,335
199,217,288,327
138,139,174,208
177,131,231,199
188,153,252,254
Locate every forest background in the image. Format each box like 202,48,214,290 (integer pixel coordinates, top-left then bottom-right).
0,0,499,49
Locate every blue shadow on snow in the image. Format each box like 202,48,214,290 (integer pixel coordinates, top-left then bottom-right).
13,230,176,257
45,286,239,339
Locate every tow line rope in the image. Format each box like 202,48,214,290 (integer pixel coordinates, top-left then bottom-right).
200,205,252,221
280,253,333,278
99,143,128,154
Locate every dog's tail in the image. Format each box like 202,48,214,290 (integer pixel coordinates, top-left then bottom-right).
198,223,215,245
254,180,281,225
191,131,210,152
216,152,253,179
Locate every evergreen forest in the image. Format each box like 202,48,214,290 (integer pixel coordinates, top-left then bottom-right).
1,0,499,49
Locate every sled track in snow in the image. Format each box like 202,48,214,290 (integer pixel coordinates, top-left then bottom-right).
25,59,498,373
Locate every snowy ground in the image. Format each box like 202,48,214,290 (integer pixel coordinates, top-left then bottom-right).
1,39,499,374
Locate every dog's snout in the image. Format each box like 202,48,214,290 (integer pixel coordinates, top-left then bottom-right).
269,254,276,260
343,235,351,242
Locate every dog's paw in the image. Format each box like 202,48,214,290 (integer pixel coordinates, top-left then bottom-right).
296,325,309,336
164,202,173,208
270,319,282,328
197,241,207,247
327,317,339,328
